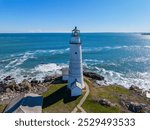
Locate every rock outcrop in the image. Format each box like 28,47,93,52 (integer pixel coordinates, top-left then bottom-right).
119,96,150,113
129,85,146,97
6,80,17,91
3,76,14,81
20,79,32,92
95,98,116,107
83,71,104,80
128,102,148,113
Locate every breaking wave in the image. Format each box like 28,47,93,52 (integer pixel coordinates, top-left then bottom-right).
5,52,34,68
93,67,150,90
0,63,68,83
82,45,150,52
0,45,150,90
0,60,150,91
34,63,62,72
2,45,150,69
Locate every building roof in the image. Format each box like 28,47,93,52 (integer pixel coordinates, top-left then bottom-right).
4,93,43,113
70,81,82,90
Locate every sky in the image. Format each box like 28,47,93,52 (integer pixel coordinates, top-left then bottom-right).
0,0,150,33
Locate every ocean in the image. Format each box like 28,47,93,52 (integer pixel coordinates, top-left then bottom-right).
0,33,150,90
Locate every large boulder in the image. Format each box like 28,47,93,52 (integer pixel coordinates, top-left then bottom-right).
0,86,4,93
6,80,17,91
129,85,145,96
83,71,104,80
6,88,12,93
0,82,6,93
20,79,32,92
128,102,147,113
14,84,21,91
31,79,39,84
96,98,116,107
129,85,141,91
3,76,14,81
95,80,107,86
43,76,53,83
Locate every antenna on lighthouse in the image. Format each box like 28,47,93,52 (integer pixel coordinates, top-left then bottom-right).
72,26,80,37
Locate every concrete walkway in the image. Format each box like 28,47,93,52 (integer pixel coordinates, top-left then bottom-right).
71,80,90,113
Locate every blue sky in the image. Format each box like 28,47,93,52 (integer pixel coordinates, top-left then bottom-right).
0,0,150,32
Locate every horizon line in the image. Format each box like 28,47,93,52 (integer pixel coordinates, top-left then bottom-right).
0,31,148,34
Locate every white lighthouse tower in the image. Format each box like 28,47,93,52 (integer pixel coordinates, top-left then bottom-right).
68,27,84,97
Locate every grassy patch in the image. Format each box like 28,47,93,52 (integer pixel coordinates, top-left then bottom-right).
83,78,150,113
42,83,84,113
0,104,6,113
82,94,121,113
82,78,129,113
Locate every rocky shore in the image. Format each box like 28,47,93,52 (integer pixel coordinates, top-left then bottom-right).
83,71,150,113
0,71,150,113
0,75,57,104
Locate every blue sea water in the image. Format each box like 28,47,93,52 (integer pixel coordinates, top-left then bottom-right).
0,33,150,90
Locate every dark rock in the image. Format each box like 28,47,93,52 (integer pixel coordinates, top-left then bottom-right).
129,85,145,96
14,84,21,91
6,80,17,91
128,102,147,113
83,71,104,80
31,79,39,84
52,76,63,84
119,96,129,108
20,79,32,91
3,76,14,81
6,88,12,93
0,81,3,86
0,86,4,93
98,99,115,107
129,85,140,91
43,76,53,83
0,81,6,88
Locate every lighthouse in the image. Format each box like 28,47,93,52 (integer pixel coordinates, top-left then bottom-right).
68,27,84,97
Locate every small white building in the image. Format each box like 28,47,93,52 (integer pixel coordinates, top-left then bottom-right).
68,27,84,96
62,67,69,81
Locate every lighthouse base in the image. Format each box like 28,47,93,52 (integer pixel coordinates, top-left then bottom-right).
71,87,82,97
67,81,82,97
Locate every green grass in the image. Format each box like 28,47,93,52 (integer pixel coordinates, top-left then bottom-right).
82,94,121,113
83,78,150,113
0,104,6,113
42,83,84,113
82,78,130,113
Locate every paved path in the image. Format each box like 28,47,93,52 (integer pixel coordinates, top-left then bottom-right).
71,80,90,113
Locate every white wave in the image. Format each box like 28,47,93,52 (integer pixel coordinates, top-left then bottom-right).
82,46,127,52
4,48,69,69
121,56,150,64
34,48,69,55
32,63,68,81
0,63,69,83
0,58,13,63
94,67,150,90
133,57,150,63
82,45,150,53
34,63,62,72
1,61,150,91
141,35,150,40
0,68,28,83
5,52,34,68
144,46,150,49
83,59,103,63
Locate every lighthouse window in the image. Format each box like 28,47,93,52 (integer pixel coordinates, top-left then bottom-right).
75,52,77,54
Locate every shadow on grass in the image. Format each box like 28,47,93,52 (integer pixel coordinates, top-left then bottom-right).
42,86,79,109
